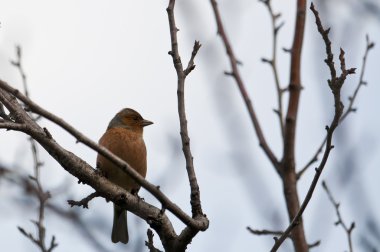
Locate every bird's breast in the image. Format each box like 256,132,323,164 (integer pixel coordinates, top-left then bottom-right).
97,127,147,191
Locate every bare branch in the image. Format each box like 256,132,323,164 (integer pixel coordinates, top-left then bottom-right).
145,229,163,252
184,41,201,76
279,0,308,250
10,45,29,97
209,0,280,172
297,27,374,179
270,3,356,251
308,240,321,249
260,0,285,140
322,181,355,252
247,226,284,236
340,35,374,122
167,0,206,222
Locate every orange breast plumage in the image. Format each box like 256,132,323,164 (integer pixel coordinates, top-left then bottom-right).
97,127,147,192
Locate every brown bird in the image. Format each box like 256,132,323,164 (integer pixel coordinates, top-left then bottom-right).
97,108,153,244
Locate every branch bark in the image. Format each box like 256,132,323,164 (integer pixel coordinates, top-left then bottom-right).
279,0,308,250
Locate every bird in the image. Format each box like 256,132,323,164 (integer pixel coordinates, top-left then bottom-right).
96,108,153,244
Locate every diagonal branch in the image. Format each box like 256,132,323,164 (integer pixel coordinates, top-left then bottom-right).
209,0,280,172
0,86,180,250
0,79,209,232
0,81,210,252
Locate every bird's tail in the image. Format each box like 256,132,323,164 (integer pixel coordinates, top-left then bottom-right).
112,204,129,244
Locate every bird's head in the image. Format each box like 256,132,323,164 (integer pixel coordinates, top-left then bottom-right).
107,108,153,132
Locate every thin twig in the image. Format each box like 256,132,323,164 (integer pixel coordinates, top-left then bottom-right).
145,229,163,252
10,45,29,97
67,192,100,208
340,34,374,122
308,240,321,249
247,226,321,248
209,0,280,172
247,226,284,236
270,3,356,251
260,0,285,140
297,30,374,179
322,181,355,252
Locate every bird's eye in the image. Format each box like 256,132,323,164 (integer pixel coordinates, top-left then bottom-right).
133,116,139,121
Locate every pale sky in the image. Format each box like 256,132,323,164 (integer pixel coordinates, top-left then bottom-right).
1,1,380,251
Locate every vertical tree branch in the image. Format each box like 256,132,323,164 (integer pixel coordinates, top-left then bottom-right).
260,0,286,140
280,0,308,250
166,0,204,218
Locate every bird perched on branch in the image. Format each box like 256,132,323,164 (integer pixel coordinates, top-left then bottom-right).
97,108,153,244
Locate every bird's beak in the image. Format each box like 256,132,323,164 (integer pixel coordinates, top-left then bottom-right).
140,119,153,127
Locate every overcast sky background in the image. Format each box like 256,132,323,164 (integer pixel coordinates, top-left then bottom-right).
1,0,380,251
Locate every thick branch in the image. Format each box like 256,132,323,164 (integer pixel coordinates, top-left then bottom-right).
279,0,308,250
282,0,306,174
0,79,209,234
0,84,211,251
